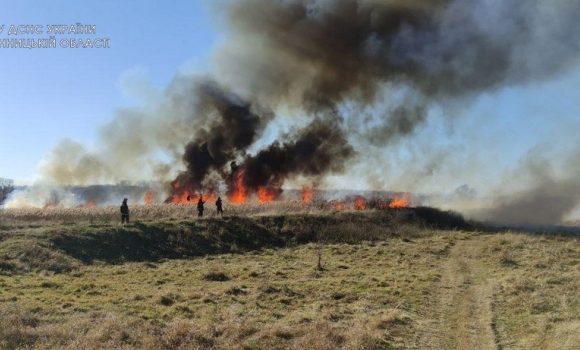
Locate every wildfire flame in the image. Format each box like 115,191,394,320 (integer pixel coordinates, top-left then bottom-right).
336,201,344,211
144,191,155,205
229,170,248,203
389,194,411,209
168,183,217,204
168,188,192,204
302,187,313,203
354,196,366,210
200,193,217,203
257,187,276,203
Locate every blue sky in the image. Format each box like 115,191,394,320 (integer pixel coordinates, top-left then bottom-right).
0,0,218,183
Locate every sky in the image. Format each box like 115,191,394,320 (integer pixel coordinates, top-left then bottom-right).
1,0,580,223
0,0,218,183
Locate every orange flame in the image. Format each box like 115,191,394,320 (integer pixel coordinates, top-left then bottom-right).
229,170,247,203
257,187,276,203
389,194,411,208
302,187,313,203
144,191,155,205
336,201,344,211
169,188,191,204
43,202,53,210
168,188,217,204
354,196,367,210
202,192,217,203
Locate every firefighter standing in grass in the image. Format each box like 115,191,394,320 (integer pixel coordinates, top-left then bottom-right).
120,198,130,223
197,197,205,218
216,197,223,216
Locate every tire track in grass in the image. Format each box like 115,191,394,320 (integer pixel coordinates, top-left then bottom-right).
416,235,502,350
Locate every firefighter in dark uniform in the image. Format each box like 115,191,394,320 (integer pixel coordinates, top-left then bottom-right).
197,197,205,218
120,198,130,223
216,197,223,216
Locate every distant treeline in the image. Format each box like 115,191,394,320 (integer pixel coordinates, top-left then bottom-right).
0,178,15,205
1,182,164,207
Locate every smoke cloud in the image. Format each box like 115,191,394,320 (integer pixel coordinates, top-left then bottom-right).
238,115,355,196
481,148,580,226
15,0,580,225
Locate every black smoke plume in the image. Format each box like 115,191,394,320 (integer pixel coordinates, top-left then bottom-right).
19,0,580,225
172,0,580,202
233,116,355,198
169,80,272,197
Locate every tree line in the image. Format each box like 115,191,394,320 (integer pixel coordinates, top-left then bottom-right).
0,178,15,205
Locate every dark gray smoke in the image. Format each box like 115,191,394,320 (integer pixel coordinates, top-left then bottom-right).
206,0,580,203
482,149,580,226
171,79,272,194
217,0,580,113
21,0,580,222
235,115,355,197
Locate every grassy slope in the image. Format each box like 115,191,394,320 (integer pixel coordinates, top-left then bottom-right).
0,210,579,349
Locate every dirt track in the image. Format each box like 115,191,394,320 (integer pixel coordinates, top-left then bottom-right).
416,235,502,350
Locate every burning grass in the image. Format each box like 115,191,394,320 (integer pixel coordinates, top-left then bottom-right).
0,201,314,227
0,193,419,227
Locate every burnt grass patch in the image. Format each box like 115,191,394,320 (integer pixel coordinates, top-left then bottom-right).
412,206,473,230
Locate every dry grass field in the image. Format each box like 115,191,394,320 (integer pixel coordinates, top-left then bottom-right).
1,204,580,349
